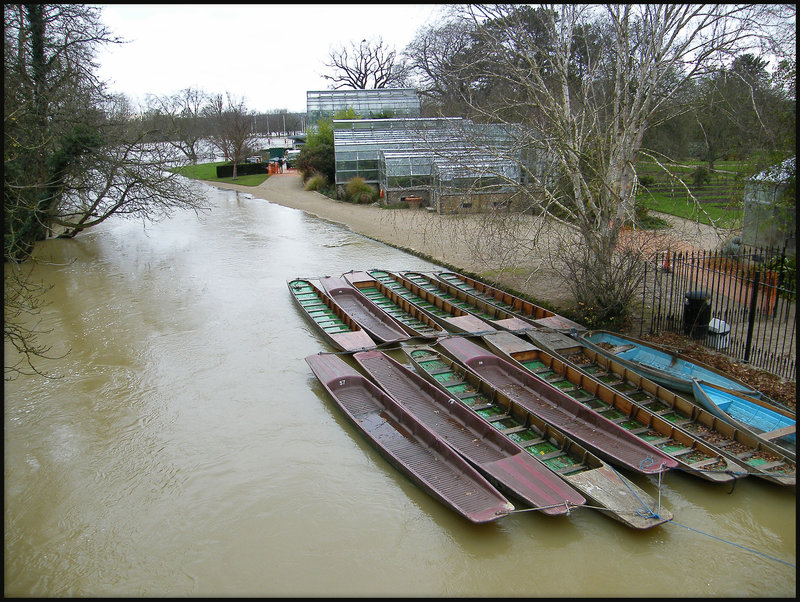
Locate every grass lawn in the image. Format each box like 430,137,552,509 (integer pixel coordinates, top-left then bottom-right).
636,159,746,228
171,162,270,187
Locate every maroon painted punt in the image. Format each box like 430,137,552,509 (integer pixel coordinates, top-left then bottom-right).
353,350,586,515
436,336,679,475
399,271,537,333
320,276,410,345
434,270,586,332
306,353,514,524
342,271,446,340
367,269,495,336
288,278,375,352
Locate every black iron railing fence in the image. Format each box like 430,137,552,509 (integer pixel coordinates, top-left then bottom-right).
637,245,796,381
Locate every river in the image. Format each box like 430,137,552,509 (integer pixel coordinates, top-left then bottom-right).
4,183,795,596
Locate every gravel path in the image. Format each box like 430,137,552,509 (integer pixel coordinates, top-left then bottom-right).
203,172,737,311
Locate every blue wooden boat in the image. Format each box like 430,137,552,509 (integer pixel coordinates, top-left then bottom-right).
692,379,796,459
305,353,515,523
577,330,760,397
526,329,795,486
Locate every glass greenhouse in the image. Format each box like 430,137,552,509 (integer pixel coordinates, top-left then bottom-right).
306,88,420,124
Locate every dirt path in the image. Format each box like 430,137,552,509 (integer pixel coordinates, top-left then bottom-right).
202,172,737,312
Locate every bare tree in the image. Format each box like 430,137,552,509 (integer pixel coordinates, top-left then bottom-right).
323,37,409,89
203,92,257,179
147,87,208,164
428,4,777,324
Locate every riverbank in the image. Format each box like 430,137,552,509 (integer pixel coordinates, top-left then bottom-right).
202,172,733,314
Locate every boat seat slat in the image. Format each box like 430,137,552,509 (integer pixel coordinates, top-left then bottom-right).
761,425,795,440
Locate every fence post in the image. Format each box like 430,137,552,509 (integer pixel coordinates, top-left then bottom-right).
743,269,761,363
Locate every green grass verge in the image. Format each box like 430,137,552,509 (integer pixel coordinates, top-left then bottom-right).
171,162,270,187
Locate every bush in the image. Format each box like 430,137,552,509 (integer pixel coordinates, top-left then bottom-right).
692,166,711,189
344,177,377,204
638,175,655,188
304,173,328,192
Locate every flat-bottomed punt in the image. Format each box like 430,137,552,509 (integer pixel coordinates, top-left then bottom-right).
403,344,673,529
341,270,445,340
482,331,749,483
434,271,585,332
367,269,495,336
306,353,514,523
692,379,796,459
435,336,679,475
353,349,586,515
288,278,375,352
578,330,762,398
320,276,410,345
528,329,795,486
399,271,537,333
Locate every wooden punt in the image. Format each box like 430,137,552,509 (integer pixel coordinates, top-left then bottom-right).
482,331,749,484
434,270,585,332
399,271,537,333
577,330,762,398
319,276,410,345
403,344,673,529
353,349,586,515
341,270,445,340
435,336,679,475
692,379,795,460
527,329,795,486
288,278,375,352
305,353,514,523
366,269,495,336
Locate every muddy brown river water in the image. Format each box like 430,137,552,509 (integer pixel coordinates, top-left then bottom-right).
4,184,795,596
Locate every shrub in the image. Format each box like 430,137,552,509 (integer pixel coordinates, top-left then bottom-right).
692,166,711,189
638,174,655,188
344,177,377,204
304,173,328,192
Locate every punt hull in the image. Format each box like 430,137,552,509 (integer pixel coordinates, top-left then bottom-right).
341,270,445,340
692,379,796,460
319,276,410,344
399,271,537,333
527,329,795,486
305,353,514,523
367,269,495,336
288,279,375,352
434,271,585,332
577,330,761,398
403,344,673,529
482,331,749,483
353,349,586,515
435,336,678,475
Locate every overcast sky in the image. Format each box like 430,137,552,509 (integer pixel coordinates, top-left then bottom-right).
93,4,447,114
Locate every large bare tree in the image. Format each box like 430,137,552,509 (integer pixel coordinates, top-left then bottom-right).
323,37,409,89
416,4,784,324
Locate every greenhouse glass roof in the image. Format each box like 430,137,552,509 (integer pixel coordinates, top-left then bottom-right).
334,117,520,186
306,88,420,123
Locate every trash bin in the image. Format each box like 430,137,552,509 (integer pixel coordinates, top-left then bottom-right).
706,318,731,350
683,290,711,339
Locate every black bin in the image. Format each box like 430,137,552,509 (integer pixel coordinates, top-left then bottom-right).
684,290,711,339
